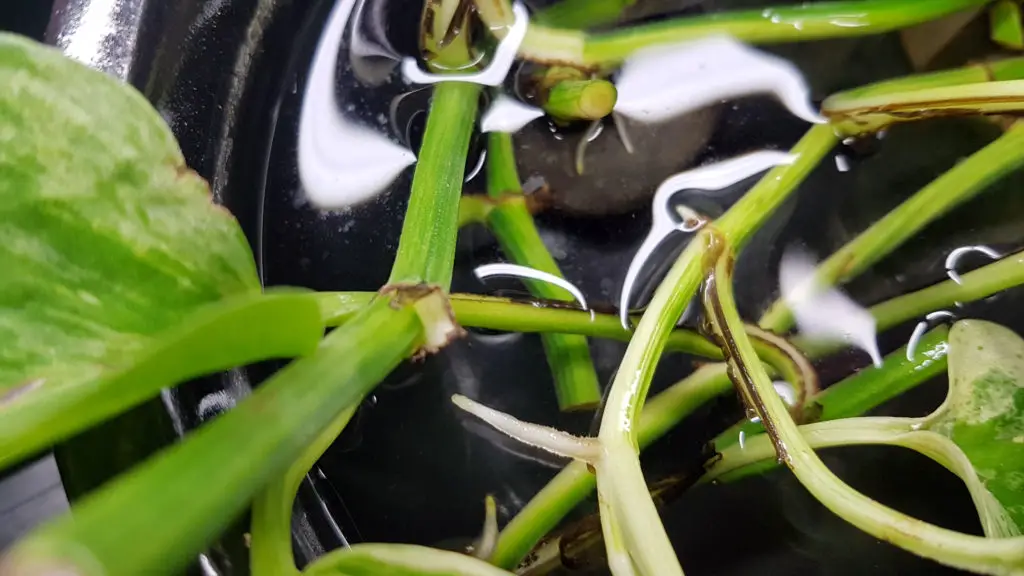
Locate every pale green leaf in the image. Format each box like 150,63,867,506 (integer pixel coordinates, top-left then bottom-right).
0,34,316,468
928,319,1024,531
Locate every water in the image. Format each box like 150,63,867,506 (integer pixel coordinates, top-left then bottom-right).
255,0,1024,573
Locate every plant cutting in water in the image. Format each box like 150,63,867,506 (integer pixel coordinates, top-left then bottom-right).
2,0,1024,575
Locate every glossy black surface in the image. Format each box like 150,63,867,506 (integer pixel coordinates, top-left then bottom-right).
17,0,1024,574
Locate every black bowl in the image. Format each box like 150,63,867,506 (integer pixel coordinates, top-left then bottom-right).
11,1,1024,574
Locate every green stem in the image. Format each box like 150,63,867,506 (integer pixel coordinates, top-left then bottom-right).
590,125,835,575
601,123,835,435
716,326,950,453
990,0,1024,49
318,291,724,358
485,132,602,411
532,0,635,28
516,0,988,66
491,247,1022,571
248,75,481,573
715,125,838,245
866,250,1024,334
824,80,1024,136
760,122,1024,332
707,417,1022,540
2,297,425,576
250,406,358,576
823,56,1024,104
0,291,324,471
704,251,1024,575
304,543,515,575
389,82,480,289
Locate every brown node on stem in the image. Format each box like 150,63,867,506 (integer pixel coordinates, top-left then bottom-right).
379,283,466,360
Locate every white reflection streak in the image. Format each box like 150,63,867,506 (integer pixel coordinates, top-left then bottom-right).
906,321,928,362
614,36,826,125
946,245,1001,284
907,311,955,361
298,0,417,209
475,263,589,311
780,247,883,368
480,94,545,133
465,150,487,183
773,381,797,407
402,2,529,86
619,151,796,330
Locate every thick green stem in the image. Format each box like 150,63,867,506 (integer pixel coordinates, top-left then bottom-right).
704,250,1024,575
485,132,602,411
248,74,480,573
516,0,988,66
2,297,424,576
389,82,480,289
760,122,1024,332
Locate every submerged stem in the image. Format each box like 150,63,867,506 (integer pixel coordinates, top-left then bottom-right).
825,79,1024,136
389,82,480,289
484,132,602,410
705,249,1024,575
760,122,1024,333
517,0,989,66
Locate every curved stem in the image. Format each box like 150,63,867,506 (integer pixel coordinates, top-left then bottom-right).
705,248,1024,575
716,326,950,452
589,125,835,576
250,407,357,576
705,417,1020,539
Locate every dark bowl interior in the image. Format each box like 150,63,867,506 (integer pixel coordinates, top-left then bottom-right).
12,0,1024,574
